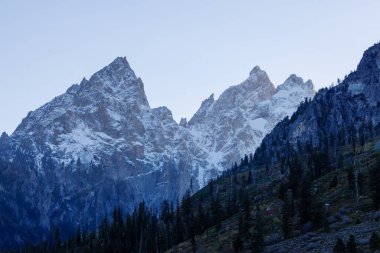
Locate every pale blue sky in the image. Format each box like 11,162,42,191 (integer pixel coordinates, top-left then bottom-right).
1,0,380,134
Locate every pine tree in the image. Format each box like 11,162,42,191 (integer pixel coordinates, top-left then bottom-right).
370,156,380,209
333,238,346,253
370,232,380,252
347,167,355,192
251,206,264,253
337,153,344,170
299,173,313,225
76,226,82,247
237,213,247,237
288,155,303,198
281,196,291,238
247,170,253,185
233,235,243,253
244,154,249,166
209,180,214,194
182,190,192,240
196,202,205,234
211,195,222,233
347,235,357,253
243,192,251,220
278,181,288,200
54,226,61,251
99,216,109,243
330,176,338,189
359,123,366,147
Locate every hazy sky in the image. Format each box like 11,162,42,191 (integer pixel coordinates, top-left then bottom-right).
1,0,380,134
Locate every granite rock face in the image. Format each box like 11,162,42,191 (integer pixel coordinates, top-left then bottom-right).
187,66,314,178
254,42,380,167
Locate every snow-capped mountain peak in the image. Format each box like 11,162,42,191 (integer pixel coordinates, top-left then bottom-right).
277,74,314,92
274,74,315,102
0,59,315,248
90,57,137,84
187,66,315,178
249,65,264,75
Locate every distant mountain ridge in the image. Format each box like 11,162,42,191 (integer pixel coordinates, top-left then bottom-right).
0,56,314,249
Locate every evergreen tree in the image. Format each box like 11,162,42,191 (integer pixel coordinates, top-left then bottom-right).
278,181,288,200
250,206,264,253
358,171,365,195
299,173,313,225
281,200,291,238
238,213,247,237
347,167,355,192
75,226,82,247
209,179,214,194
233,235,244,253
288,155,303,198
347,235,357,253
211,195,222,233
370,232,380,252
337,153,344,170
244,154,249,166
174,199,184,244
333,238,346,253
196,202,205,234
98,216,109,242
330,176,338,189
243,192,251,220
247,170,253,185
370,156,380,209
359,123,366,147
182,190,192,240
54,226,61,251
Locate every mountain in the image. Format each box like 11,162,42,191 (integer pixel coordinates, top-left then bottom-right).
254,42,380,168
0,57,212,248
0,57,313,249
187,66,314,178
15,42,380,253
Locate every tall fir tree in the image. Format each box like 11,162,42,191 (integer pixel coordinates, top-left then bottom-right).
333,238,346,253
347,235,357,253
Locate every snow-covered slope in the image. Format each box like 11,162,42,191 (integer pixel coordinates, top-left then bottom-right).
11,57,211,181
187,67,315,179
0,57,314,249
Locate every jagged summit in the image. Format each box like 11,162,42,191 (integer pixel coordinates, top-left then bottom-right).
245,66,274,90
204,93,215,104
89,56,138,87
249,65,264,76
187,66,315,175
276,74,315,94
283,74,304,86
179,118,188,127
107,56,134,72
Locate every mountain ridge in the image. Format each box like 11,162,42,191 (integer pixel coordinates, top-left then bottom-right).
0,56,314,249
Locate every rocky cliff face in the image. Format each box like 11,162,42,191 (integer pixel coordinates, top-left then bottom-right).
0,57,214,249
254,42,380,167
187,67,314,177
0,57,313,249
